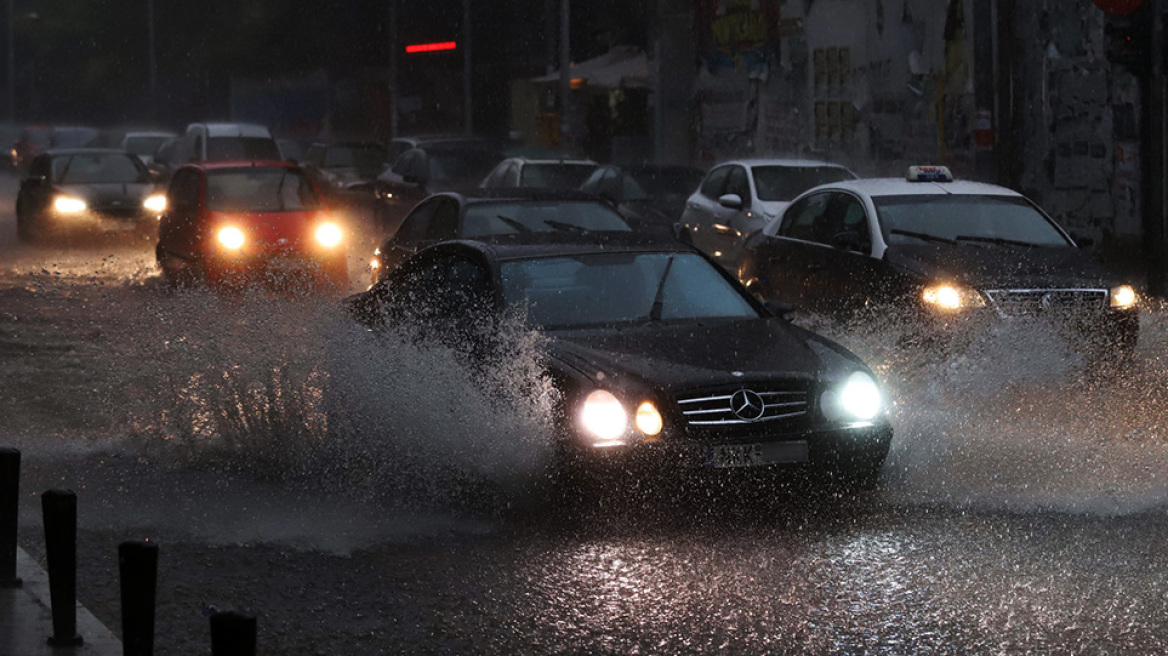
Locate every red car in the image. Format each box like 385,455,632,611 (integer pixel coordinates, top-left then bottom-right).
155,161,348,290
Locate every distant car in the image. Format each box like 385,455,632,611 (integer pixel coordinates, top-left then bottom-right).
680,159,856,271
580,164,705,237
119,130,178,168
276,138,308,165
171,123,281,165
372,143,502,232
369,189,633,284
348,233,892,489
302,141,389,196
388,134,492,162
479,157,600,191
15,149,166,242
155,161,347,290
11,126,52,170
738,166,1140,359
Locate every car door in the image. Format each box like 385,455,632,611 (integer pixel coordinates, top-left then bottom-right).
158,168,205,260
753,191,834,308
794,192,883,317
681,165,730,253
369,249,497,345
715,165,757,264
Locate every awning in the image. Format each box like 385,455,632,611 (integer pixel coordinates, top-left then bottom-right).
533,46,649,89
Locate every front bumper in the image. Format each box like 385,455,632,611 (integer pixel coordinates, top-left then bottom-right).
44,208,156,235
908,303,1139,354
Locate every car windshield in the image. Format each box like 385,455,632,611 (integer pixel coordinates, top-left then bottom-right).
875,195,1072,248
123,136,171,157
204,168,320,212
500,252,759,329
324,145,387,169
52,153,149,184
430,148,500,184
519,163,598,189
464,200,632,237
752,165,855,201
624,167,705,200
205,137,282,161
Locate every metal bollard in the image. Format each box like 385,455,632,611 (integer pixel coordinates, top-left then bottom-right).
0,447,21,588
210,610,257,656
119,540,159,656
42,489,83,647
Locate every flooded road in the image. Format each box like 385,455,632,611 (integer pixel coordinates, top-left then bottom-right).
2,173,1167,654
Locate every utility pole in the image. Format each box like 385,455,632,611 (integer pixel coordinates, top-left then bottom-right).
389,0,399,139
559,0,570,146
148,0,157,122
1148,0,1166,296
6,0,13,122
463,0,472,135
972,0,996,183
995,0,1019,190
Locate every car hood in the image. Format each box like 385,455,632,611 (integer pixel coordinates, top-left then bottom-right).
57,182,154,207
885,243,1122,288
546,318,851,394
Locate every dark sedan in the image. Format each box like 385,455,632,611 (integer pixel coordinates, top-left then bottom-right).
372,143,503,233
580,164,705,237
369,189,633,284
16,149,165,242
349,233,892,489
738,170,1140,359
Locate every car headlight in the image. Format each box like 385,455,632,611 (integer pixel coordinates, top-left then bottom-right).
315,222,343,248
922,284,985,310
579,390,628,446
635,401,663,437
821,372,883,423
53,196,87,214
1110,284,1137,309
217,226,245,250
142,194,167,213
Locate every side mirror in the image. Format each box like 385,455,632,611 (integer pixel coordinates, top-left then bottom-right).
718,193,744,210
764,299,795,320
832,230,867,253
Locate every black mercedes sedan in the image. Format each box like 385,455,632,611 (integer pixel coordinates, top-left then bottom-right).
738,170,1140,359
348,232,892,487
15,148,165,242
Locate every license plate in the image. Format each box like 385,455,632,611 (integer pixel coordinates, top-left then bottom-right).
705,441,808,469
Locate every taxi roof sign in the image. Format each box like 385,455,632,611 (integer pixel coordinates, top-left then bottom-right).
906,166,954,182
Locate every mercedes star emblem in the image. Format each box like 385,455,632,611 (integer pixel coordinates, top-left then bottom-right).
730,389,766,422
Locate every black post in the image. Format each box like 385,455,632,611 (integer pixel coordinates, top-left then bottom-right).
119,540,158,656
0,447,21,588
210,610,257,656
42,489,83,647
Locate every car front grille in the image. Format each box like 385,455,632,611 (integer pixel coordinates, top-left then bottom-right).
984,289,1107,317
91,207,145,221
676,382,810,427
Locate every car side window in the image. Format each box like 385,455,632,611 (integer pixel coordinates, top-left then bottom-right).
833,194,871,249
192,135,204,162
699,166,730,198
426,199,459,241
395,199,439,244
168,170,201,212
580,168,606,192
502,162,521,187
779,193,831,242
725,166,751,203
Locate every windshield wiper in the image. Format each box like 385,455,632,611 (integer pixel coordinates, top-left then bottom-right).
954,235,1040,248
496,215,532,233
648,256,675,322
889,228,957,245
543,220,588,233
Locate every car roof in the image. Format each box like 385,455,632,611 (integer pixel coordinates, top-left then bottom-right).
42,148,133,157
187,160,298,171
191,123,272,138
311,140,385,148
718,158,850,169
122,131,177,138
449,188,605,203
509,158,598,165
456,231,694,262
816,177,1024,198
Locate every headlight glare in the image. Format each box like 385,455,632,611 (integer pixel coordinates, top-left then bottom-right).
922,284,985,310
142,194,167,212
217,226,245,250
822,372,882,423
53,196,86,214
580,390,628,444
315,222,343,248
1110,284,1137,309
635,401,663,437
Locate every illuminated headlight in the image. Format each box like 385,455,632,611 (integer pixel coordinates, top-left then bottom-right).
217,226,245,250
579,390,628,445
315,222,343,248
821,372,883,423
922,284,985,310
1110,284,1137,309
370,258,380,270
53,196,87,214
635,401,663,437
142,194,167,213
